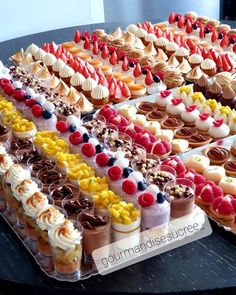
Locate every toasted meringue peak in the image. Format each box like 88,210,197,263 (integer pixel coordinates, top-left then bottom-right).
122,31,136,44
26,61,42,75
144,42,157,56
44,74,60,89
9,49,25,63
155,48,168,62
111,27,124,39
177,59,192,74
66,86,80,104
25,43,39,56
186,66,205,81
223,86,235,99
36,65,51,80
55,79,70,96
76,93,93,113
21,53,34,65
168,54,180,67
133,37,146,50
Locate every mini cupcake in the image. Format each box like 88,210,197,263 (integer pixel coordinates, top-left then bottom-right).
200,59,217,77
177,59,192,76
154,37,169,51
52,58,66,77
91,84,109,107
70,72,85,91
204,81,222,101
163,68,185,89
59,66,75,84
181,105,200,126
186,66,205,83
175,47,189,63
168,54,180,68
42,53,57,73
215,72,232,90
144,34,158,46
188,54,203,68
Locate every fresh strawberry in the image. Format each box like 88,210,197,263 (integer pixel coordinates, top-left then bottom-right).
145,71,154,85
220,35,230,48
233,43,236,54
171,98,183,105
213,119,224,127
168,12,176,24
138,193,155,207
92,41,99,55
69,131,82,145
225,53,235,68
177,16,185,29
108,166,123,181
133,63,142,78
185,19,192,34
109,51,118,65
222,54,231,71
216,55,223,69
199,113,210,121
186,105,197,112
122,179,137,195
82,66,90,79
96,153,110,167
121,83,131,98
211,28,218,43
186,39,195,50
160,90,171,98
194,174,206,185
122,57,129,71
74,31,81,43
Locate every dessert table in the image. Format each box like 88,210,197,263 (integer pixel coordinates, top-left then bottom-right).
0,20,236,295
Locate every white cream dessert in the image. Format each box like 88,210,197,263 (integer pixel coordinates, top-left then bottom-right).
155,129,174,142
156,90,173,109
119,105,137,119
12,178,40,202
82,77,98,92
195,113,214,132
22,191,49,219
52,58,66,73
4,164,30,185
166,99,185,117
181,105,200,124
0,153,14,175
37,206,66,231
59,66,75,79
91,84,109,102
70,72,85,88
208,120,230,139
25,43,40,57
145,33,158,43
126,24,139,35
185,154,210,174
42,53,57,67
203,166,226,183
34,48,47,61
214,106,231,124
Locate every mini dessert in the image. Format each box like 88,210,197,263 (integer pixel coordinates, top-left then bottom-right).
208,119,230,139
231,138,236,156
109,201,141,242
185,154,210,174
136,102,156,115
219,176,236,195
203,166,226,184
165,42,179,57
200,59,217,76
121,145,146,161
128,84,146,98
155,129,174,142
144,121,161,135
214,106,231,124
146,110,168,122
178,168,205,185
188,133,212,148
205,146,230,165
163,68,185,89
93,190,121,216
161,117,184,130
147,167,176,191
224,161,236,177
188,54,203,68
193,74,209,94
156,90,173,111
191,92,206,108
81,77,98,99
171,139,189,154
130,114,147,126
50,183,80,207
52,58,66,77
229,115,236,134
0,124,11,142
220,86,236,109
181,105,200,126
175,47,189,63
162,156,186,176
195,113,214,134
166,99,185,118
174,127,195,139
48,220,82,274
195,181,224,206
177,59,192,75
138,192,170,230
119,105,137,119
204,81,222,101
91,84,109,107
63,196,94,220
165,178,195,218
215,72,232,89
37,168,66,194
132,154,160,175
78,211,110,259
200,100,219,116
185,66,205,83
210,195,236,223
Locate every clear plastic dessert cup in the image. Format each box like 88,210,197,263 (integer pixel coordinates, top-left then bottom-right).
5,137,34,156
27,158,56,178
104,132,132,152
16,143,43,165
49,219,83,275
131,153,160,176
91,123,119,144
81,114,106,134
62,195,94,220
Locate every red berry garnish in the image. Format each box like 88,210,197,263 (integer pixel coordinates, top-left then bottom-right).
152,142,166,155
31,104,43,117
220,35,230,48
69,131,82,145
56,121,69,133
96,153,110,167
108,166,123,181
199,113,210,121
101,45,109,60
171,98,183,105
13,89,25,101
213,119,224,127
177,16,185,29
168,12,175,24
122,57,129,71
74,31,81,43
0,78,11,89
145,71,154,86
133,63,142,78
200,186,215,204
138,193,155,207
217,197,234,215
186,105,197,112
109,51,118,65
3,84,14,95
122,179,137,195
24,98,37,107
222,54,231,71
83,37,90,50
81,143,96,158
185,20,192,34
160,90,171,98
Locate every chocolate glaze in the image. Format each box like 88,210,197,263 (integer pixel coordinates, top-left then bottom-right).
64,198,93,215
79,212,107,230
207,147,230,161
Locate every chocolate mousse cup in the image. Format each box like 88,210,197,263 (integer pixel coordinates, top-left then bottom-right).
78,210,111,263
6,138,34,156
62,195,94,220
36,168,67,194
27,158,56,178
164,178,195,219
146,165,176,191
131,153,160,176
49,182,80,208
0,124,12,143
16,144,43,165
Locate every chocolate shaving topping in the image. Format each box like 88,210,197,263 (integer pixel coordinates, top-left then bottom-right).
10,138,32,151
64,198,93,214
165,184,194,199
18,150,42,164
32,160,55,172
38,170,62,185
207,147,230,161
148,171,175,190
52,185,75,200
79,212,107,229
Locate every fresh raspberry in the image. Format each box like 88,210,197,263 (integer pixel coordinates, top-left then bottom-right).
96,152,110,167
138,193,155,207
0,78,11,89
69,131,82,145
200,187,214,204
122,179,137,195
81,143,96,158
212,197,223,211
120,116,129,126
125,127,137,139
3,84,14,95
138,134,150,148
153,142,166,155
31,104,43,117
212,185,224,198
108,166,123,181
13,89,25,101
146,142,154,153
195,182,206,196
134,133,143,144
231,199,236,213
134,124,144,134
194,174,206,185
217,199,234,215
161,140,171,152
149,134,156,143
56,121,69,133
24,98,37,107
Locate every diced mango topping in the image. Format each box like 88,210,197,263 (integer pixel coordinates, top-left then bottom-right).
93,190,121,209
109,201,140,225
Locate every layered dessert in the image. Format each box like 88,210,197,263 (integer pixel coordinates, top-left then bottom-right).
50,183,80,207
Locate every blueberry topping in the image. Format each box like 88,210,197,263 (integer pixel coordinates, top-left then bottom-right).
108,157,116,166
83,133,90,142
129,62,135,68
192,24,198,30
42,110,52,119
230,38,235,45
138,181,148,191
95,144,104,153
25,95,31,99
153,75,161,83
123,167,133,178
69,125,77,133
157,192,166,204
142,69,148,75
218,33,223,40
